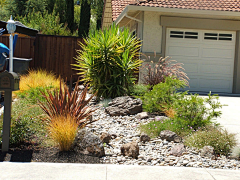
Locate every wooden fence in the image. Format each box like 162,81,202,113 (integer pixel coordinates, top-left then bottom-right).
0,34,84,82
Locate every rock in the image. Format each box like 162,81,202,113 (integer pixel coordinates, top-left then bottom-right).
200,146,215,159
105,96,142,116
100,132,111,144
170,144,186,156
121,141,139,159
140,134,151,143
159,130,181,143
74,129,105,157
155,116,169,121
111,134,117,139
136,112,148,120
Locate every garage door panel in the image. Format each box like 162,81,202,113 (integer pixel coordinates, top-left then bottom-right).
168,46,199,57
199,78,232,93
166,28,235,93
200,63,233,76
202,48,234,59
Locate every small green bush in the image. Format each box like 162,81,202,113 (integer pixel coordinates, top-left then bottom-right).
0,116,36,146
142,76,186,113
130,84,150,98
184,126,237,156
15,86,54,104
173,92,222,130
140,119,192,138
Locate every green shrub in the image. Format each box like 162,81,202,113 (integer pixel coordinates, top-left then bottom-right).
0,116,35,146
142,76,186,113
73,24,142,99
184,126,237,156
173,92,222,130
140,119,192,138
15,86,54,104
130,84,150,98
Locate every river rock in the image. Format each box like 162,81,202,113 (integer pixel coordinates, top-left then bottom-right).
170,144,186,156
121,141,139,159
74,129,105,157
159,130,181,143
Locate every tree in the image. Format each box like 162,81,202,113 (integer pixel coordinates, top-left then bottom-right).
6,0,28,17
78,0,91,38
92,0,104,30
66,0,74,33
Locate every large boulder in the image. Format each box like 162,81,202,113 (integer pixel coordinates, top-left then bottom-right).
105,96,142,116
121,141,139,159
159,130,181,143
170,144,186,156
74,129,105,157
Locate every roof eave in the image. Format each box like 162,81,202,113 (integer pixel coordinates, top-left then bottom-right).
115,5,240,25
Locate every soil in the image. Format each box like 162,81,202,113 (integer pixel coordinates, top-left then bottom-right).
0,143,101,164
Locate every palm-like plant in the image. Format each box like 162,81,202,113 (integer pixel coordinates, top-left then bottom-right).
73,24,142,99
38,80,97,129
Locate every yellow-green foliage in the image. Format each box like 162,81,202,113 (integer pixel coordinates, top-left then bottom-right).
184,126,237,156
47,115,78,151
18,69,61,92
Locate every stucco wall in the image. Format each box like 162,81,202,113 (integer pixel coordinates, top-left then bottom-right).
142,12,162,53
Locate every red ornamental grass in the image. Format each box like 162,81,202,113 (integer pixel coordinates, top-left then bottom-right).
38,80,97,129
141,54,189,86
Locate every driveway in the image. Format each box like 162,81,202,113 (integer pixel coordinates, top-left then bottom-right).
213,96,240,147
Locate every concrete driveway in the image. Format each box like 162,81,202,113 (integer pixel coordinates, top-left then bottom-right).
212,96,240,146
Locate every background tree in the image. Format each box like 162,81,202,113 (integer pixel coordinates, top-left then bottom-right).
66,0,74,33
6,0,28,17
78,0,91,38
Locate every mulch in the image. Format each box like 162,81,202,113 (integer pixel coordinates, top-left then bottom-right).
0,144,101,164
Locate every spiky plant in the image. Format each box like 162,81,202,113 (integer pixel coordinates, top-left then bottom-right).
38,80,97,128
73,24,142,99
141,54,189,86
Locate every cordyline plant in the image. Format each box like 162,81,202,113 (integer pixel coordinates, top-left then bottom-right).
38,80,97,129
141,53,189,86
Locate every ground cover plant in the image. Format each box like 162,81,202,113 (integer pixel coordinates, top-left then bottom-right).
73,24,142,99
184,125,236,156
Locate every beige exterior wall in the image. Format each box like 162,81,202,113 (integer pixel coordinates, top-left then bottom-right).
142,12,162,53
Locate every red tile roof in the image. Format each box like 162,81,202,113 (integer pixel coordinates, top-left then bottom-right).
111,0,240,21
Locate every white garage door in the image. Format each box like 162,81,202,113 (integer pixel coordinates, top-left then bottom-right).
166,28,236,93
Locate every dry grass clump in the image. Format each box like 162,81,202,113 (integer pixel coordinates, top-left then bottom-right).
184,126,237,156
18,69,61,92
47,115,78,151
163,107,175,119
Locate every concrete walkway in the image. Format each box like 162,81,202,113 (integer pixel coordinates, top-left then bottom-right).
0,162,239,180
215,96,240,146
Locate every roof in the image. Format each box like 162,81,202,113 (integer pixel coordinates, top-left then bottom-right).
111,0,240,21
0,20,38,37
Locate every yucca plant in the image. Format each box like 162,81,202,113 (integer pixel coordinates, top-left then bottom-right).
141,54,189,86
38,80,97,129
73,24,142,99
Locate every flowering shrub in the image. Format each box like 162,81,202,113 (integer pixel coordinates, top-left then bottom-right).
184,126,236,156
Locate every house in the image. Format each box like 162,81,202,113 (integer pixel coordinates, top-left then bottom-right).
102,0,240,94
0,20,38,37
